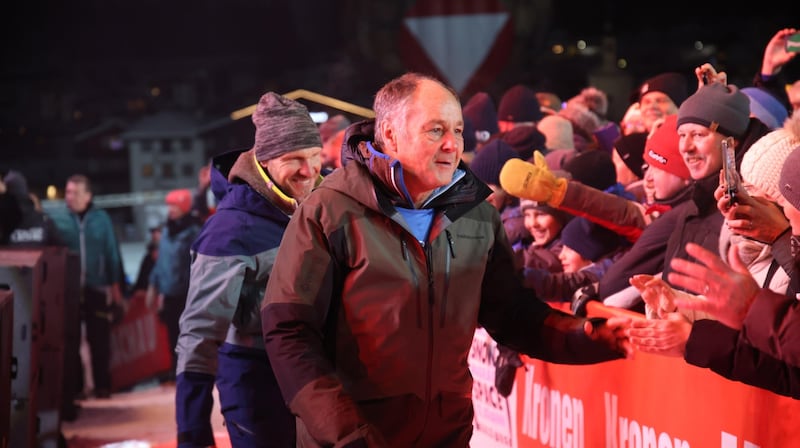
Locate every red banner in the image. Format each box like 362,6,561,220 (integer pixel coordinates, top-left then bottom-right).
470,303,800,447
110,291,172,391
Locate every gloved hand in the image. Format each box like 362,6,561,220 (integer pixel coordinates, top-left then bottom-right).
499,151,568,207
571,284,600,317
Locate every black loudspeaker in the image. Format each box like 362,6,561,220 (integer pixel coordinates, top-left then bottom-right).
0,289,13,448
0,248,70,448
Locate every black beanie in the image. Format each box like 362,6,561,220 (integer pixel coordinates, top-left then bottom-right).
677,83,751,138
563,150,617,191
561,217,623,262
463,92,500,136
638,72,689,106
462,116,477,153
613,132,648,178
469,139,520,186
252,92,322,161
498,84,543,123
499,126,546,161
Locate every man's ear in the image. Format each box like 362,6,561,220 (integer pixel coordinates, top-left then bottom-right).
381,121,398,155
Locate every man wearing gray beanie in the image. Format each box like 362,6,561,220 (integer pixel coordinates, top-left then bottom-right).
595,81,771,307
175,91,322,447
648,81,771,295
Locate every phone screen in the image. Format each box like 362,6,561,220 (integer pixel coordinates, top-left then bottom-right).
787,33,800,53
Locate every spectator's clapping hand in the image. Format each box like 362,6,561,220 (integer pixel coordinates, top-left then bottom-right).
668,243,760,330
584,317,635,359
625,312,691,357
630,274,675,319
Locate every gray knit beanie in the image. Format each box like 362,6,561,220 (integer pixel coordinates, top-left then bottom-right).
252,92,322,161
677,83,751,138
779,146,800,210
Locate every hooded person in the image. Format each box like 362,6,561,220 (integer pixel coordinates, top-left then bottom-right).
175,91,323,447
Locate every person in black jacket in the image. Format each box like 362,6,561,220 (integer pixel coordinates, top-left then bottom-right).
2,170,63,247
0,171,22,245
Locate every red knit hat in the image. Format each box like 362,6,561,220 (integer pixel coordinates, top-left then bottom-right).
643,115,690,180
165,189,193,214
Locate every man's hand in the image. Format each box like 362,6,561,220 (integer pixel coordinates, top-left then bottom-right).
625,313,692,357
668,243,760,330
500,151,569,207
584,317,634,359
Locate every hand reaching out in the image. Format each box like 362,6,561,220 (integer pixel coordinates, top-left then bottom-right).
667,243,760,330
625,312,692,357
630,274,676,319
584,316,635,359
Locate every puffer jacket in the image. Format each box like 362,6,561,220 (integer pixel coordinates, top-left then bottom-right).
261,120,623,447
175,148,296,446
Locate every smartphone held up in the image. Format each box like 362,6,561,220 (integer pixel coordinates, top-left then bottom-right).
721,138,741,205
787,33,800,53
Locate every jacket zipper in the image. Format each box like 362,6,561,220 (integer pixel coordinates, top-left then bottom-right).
441,230,455,327
425,242,435,407
401,239,422,328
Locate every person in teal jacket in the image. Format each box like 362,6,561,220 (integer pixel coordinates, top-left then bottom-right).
49,173,125,399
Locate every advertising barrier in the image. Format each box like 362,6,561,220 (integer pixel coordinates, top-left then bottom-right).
110,291,172,391
470,302,800,448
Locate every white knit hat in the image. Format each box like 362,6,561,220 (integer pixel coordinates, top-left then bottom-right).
740,113,800,202
537,115,574,150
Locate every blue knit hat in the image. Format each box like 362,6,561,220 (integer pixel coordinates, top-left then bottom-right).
469,139,521,186
741,87,788,130
561,217,623,262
